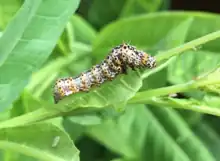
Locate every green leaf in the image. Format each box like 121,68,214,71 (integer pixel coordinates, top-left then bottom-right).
88,0,125,29
87,105,148,158
178,110,202,127
0,0,22,30
167,12,220,86
57,70,142,110
152,18,193,51
11,90,43,117
63,118,85,142
92,14,188,61
92,12,220,61
168,50,220,84
193,121,220,160
120,0,162,18
71,14,97,44
65,106,125,127
86,104,191,160
0,123,79,161
0,0,80,111
88,0,162,29
0,0,42,66
27,53,77,98
149,106,215,161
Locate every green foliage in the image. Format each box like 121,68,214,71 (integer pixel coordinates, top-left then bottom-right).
0,0,80,111
0,123,79,161
0,0,220,161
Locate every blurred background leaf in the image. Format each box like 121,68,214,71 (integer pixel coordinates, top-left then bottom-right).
0,0,80,111
0,123,79,161
0,0,22,30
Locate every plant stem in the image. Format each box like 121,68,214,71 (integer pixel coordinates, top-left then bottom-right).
66,21,75,52
129,82,192,104
57,39,68,56
129,78,220,104
156,30,220,62
0,106,101,129
148,97,220,117
0,108,60,129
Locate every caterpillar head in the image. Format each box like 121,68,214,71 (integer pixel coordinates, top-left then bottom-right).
135,50,156,69
113,43,157,69
144,54,156,68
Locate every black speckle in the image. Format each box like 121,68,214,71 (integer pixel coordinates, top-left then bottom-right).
135,51,139,55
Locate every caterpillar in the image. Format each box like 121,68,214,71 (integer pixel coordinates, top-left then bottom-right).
53,43,156,103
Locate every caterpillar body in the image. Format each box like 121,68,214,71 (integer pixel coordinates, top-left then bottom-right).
53,43,156,103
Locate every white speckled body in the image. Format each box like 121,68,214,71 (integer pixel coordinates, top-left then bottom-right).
53,43,156,103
